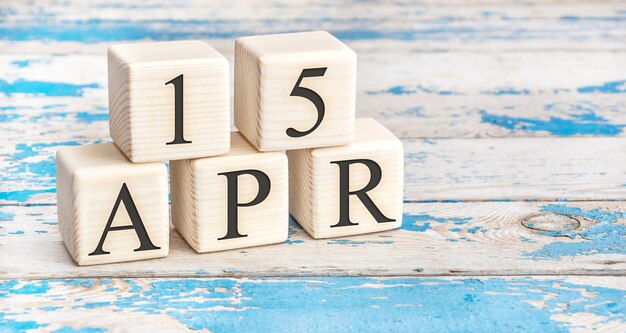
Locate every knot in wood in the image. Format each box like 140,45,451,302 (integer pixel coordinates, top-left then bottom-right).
521,213,580,232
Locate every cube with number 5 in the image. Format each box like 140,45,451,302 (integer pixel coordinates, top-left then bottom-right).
234,31,356,151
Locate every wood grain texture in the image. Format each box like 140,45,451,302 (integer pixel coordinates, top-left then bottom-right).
1,200,624,279
1,276,624,332
288,118,403,238
55,143,169,265
108,40,230,162
234,31,356,151
170,132,288,253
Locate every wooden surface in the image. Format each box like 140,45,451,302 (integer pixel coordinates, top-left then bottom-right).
1,0,625,331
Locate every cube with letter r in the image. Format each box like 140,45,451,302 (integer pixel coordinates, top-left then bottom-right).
56,143,169,265
288,118,404,238
234,31,356,151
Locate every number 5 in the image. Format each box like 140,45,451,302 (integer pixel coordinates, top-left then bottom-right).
286,67,328,138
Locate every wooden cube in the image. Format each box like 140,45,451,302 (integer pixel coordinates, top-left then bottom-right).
108,40,230,163
288,118,403,238
170,132,288,252
56,143,169,265
234,31,356,151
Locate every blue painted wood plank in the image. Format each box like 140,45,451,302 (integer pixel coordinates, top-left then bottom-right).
0,1,625,48
1,277,624,332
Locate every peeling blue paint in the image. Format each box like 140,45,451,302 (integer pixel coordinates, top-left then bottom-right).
578,80,626,94
0,19,246,42
0,211,14,221
10,60,30,68
43,104,68,109
0,106,20,123
0,188,56,202
1,141,82,202
0,22,478,43
0,16,622,43
402,213,472,232
286,216,304,245
326,239,394,246
0,312,47,332
40,306,62,311
53,326,107,333
65,280,96,288
125,279,143,293
75,112,108,123
468,226,487,234
3,277,623,332
0,280,51,295
397,106,425,117
482,87,530,95
0,79,99,97
402,213,485,243
367,85,461,96
520,236,538,243
480,110,626,136
524,205,626,260
76,301,112,309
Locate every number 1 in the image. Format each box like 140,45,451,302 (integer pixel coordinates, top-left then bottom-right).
166,74,192,145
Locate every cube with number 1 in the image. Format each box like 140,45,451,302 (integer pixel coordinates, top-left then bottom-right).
108,40,230,163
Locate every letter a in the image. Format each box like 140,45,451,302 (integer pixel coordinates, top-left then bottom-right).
89,183,160,256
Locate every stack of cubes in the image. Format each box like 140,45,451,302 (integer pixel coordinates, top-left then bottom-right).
56,31,404,266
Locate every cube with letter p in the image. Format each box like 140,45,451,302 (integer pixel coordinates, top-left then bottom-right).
170,132,288,252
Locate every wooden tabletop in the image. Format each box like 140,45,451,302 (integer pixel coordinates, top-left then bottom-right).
1,0,625,331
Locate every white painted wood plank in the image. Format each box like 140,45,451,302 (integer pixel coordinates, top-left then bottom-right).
1,201,624,279
404,137,626,201
1,276,624,332
2,50,625,146
3,136,626,204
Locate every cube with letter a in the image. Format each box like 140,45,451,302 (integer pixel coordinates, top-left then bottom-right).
170,132,288,252
108,40,230,162
234,31,356,151
56,143,169,265
288,118,403,238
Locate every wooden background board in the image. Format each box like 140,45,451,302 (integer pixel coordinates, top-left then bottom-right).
1,0,625,331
